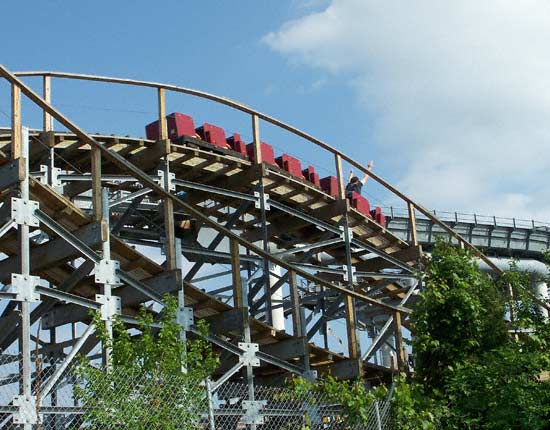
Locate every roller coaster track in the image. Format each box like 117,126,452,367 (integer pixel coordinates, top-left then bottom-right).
385,207,550,261
0,65,533,423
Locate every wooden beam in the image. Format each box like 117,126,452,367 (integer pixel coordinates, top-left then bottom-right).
230,239,243,309
407,202,418,246
11,84,21,160
289,269,302,337
91,147,102,221
158,88,176,270
335,153,345,200
344,295,359,359
43,75,53,132
252,113,262,164
393,311,406,371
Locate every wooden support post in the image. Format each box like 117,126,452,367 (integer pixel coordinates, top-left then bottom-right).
230,239,243,309
407,202,418,246
43,75,53,132
345,295,359,359
11,84,21,160
158,88,177,270
393,311,406,371
335,153,345,200
252,114,262,164
288,269,302,337
91,147,102,221
336,155,360,360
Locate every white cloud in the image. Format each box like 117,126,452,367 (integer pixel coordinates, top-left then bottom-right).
263,0,550,221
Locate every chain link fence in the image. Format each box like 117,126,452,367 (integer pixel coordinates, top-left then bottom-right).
0,364,392,430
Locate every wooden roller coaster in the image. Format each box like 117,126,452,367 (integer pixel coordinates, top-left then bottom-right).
0,65,508,422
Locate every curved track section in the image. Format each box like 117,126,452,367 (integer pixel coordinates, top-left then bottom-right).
0,66,512,423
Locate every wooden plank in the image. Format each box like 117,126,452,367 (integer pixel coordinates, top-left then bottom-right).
252,114,262,164
335,153,345,200
289,269,302,337
43,76,53,132
394,311,406,370
344,295,359,359
408,202,418,246
11,84,21,160
91,146,102,221
230,239,243,309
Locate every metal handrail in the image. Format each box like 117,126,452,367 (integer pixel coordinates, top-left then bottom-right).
383,207,550,230
12,69,502,273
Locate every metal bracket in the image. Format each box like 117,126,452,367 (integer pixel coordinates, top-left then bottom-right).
342,265,357,283
40,165,62,188
254,191,270,210
94,259,122,286
176,306,194,331
157,170,176,191
302,369,318,382
95,294,121,321
238,342,260,367
339,225,353,240
11,197,39,227
10,274,41,302
12,395,38,425
242,400,266,425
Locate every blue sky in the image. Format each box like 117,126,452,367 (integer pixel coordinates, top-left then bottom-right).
2,0,550,221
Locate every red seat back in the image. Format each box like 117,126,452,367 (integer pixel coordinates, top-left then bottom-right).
370,207,386,226
302,165,320,187
145,112,196,142
246,142,276,165
227,133,247,156
320,176,339,198
350,191,371,218
196,123,228,149
276,154,304,178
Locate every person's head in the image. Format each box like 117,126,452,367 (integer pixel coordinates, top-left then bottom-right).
350,176,359,184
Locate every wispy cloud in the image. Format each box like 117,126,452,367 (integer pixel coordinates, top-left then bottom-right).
263,0,550,220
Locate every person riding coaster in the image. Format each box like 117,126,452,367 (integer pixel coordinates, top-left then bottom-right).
345,160,373,199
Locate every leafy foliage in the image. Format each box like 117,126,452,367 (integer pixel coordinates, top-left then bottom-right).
412,239,550,429
75,294,219,430
411,240,509,389
289,240,550,429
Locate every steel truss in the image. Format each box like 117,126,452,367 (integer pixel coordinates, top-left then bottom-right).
0,66,507,427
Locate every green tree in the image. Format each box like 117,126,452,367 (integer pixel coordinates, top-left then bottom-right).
411,240,509,390
75,294,219,430
293,240,550,429
412,240,550,429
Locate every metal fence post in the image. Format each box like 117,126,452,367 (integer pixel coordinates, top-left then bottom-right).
205,378,216,430
374,401,383,430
